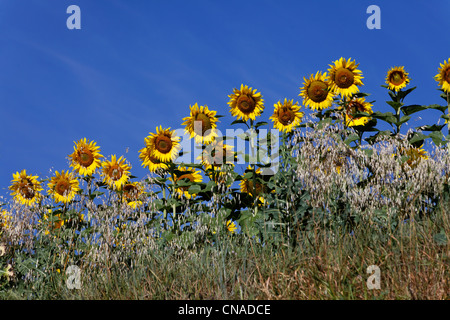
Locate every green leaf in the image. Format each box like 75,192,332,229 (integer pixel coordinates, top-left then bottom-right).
426,104,448,113
89,191,104,200
316,118,332,129
416,124,445,132
371,111,397,125
187,184,202,194
255,121,268,129
363,148,374,157
386,101,403,112
401,104,428,116
344,133,360,146
243,171,254,180
231,119,248,126
408,132,428,145
396,86,417,101
365,130,392,144
394,115,411,127
428,131,445,146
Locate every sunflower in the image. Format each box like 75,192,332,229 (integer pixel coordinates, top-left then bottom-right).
313,148,346,175
343,97,373,127
198,139,236,185
199,139,235,170
122,182,144,209
68,138,103,176
139,142,168,173
226,220,237,234
1,210,12,232
101,155,131,190
171,166,203,199
145,126,181,163
386,66,410,91
328,57,364,98
435,58,450,93
9,169,43,206
47,170,80,204
299,71,335,111
240,166,267,203
228,84,264,122
182,103,219,145
40,209,65,235
270,98,304,132
398,145,428,169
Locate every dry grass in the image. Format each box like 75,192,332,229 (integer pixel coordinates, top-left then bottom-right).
33,210,448,300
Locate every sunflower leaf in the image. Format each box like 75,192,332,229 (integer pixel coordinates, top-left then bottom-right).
428,131,446,146
416,124,445,132
187,185,202,195
397,86,417,100
344,134,360,146
401,104,428,116
231,119,248,126
386,101,403,112
394,115,411,127
371,111,396,125
426,104,448,113
254,121,268,129
408,132,428,145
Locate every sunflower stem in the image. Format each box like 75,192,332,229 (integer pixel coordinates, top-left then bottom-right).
447,92,450,154
169,164,177,231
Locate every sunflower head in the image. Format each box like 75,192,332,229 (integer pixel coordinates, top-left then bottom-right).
386,66,410,91
199,138,235,170
240,166,267,204
9,169,43,207
226,220,237,234
40,210,65,235
182,103,219,145
139,142,168,173
1,210,12,232
228,84,264,122
270,98,304,133
328,57,364,98
146,126,182,163
435,58,450,93
171,166,202,199
101,155,131,190
122,182,143,209
68,138,103,176
299,71,335,111
343,97,373,127
48,170,80,204
398,145,428,169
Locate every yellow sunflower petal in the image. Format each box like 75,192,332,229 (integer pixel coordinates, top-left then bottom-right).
228,84,265,121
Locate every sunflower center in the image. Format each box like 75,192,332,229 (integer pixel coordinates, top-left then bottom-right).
55,180,70,196
246,180,264,196
335,68,354,89
389,71,405,86
278,108,295,126
19,180,35,199
108,164,123,181
155,135,173,154
307,81,328,102
195,113,212,136
347,101,365,118
79,148,94,167
123,184,139,200
177,174,194,191
236,95,256,114
444,67,450,83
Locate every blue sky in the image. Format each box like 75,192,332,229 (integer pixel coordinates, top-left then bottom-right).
1,0,449,198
